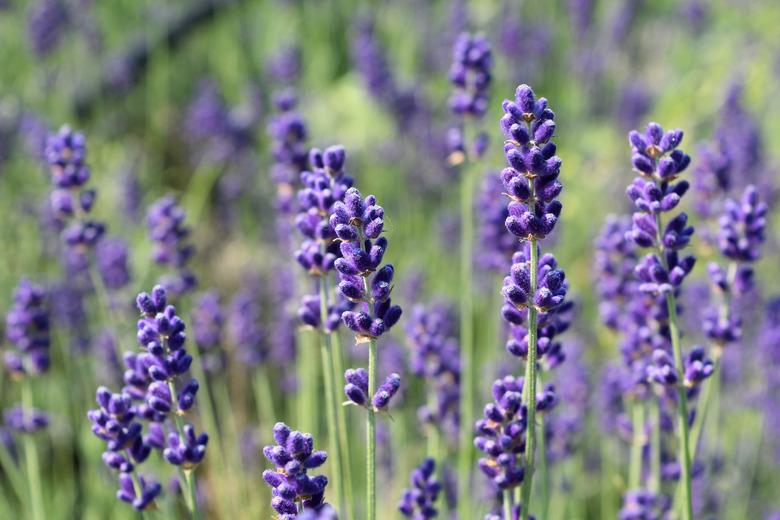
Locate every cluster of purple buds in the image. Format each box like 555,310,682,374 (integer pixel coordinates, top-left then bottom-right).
262,422,331,518
404,304,460,439
447,33,492,161
87,387,160,510
135,285,207,467
344,368,401,411
501,247,571,370
398,458,441,518
293,146,353,278
331,187,402,339
625,123,696,294
474,376,529,490
298,294,353,333
4,279,51,377
46,126,105,270
500,85,563,241
146,196,197,296
593,216,639,331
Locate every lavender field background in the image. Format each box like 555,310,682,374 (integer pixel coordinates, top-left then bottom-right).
1,0,779,519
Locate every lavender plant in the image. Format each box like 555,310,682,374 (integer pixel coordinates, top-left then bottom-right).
294,145,356,517
146,196,197,296
496,84,567,519
398,458,441,518
450,33,492,519
625,122,707,519
331,184,402,520
261,422,333,518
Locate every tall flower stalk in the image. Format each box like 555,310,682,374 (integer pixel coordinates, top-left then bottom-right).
331,185,403,520
498,84,565,519
447,33,492,518
294,146,355,517
625,122,702,519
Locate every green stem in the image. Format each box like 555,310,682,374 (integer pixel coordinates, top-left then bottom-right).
22,379,44,520
317,277,346,518
652,208,694,520
166,380,201,520
328,289,354,520
457,157,476,519
503,489,514,519
664,292,694,520
296,328,317,434
649,397,661,494
366,335,377,520
520,239,539,520
538,413,549,520
628,401,645,490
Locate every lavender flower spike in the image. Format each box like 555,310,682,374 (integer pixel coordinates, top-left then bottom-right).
398,458,441,518
262,422,332,518
4,279,51,377
146,196,197,296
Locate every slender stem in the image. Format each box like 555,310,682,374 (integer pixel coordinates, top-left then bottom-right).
22,379,44,520
457,156,476,519
252,366,278,433
649,396,661,494
297,328,317,434
503,489,514,520
520,239,539,520
366,335,377,520
652,208,694,520
166,380,202,520
538,413,549,520
327,285,355,520
628,401,645,490
317,275,346,517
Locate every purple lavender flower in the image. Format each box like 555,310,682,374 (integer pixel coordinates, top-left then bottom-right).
134,285,207,468
266,45,301,85
761,298,780,462
343,368,401,411
398,458,441,518
619,489,669,520
27,0,69,59
448,33,492,161
3,406,49,433
405,304,460,441
96,237,132,291
716,185,767,263
476,172,515,271
146,196,196,296
46,126,105,270
500,85,562,241
474,376,529,490
331,187,402,340
227,281,266,367
262,422,331,518
191,291,225,374
87,387,160,510
3,279,51,377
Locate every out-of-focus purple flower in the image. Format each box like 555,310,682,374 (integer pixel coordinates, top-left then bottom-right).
4,279,51,377
545,341,588,463
716,185,767,263
619,489,669,520
266,45,301,85
146,195,196,296
611,0,645,46
760,297,780,462
398,458,441,518
192,291,225,374
18,112,50,163
3,406,49,433
405,304,460,442
262,422,331,517
227,280,266,367
448,33,492,161
568,0,596,42
476,172,515,271
46,126,106,270
27,0,70,59
96,237,132,291
617,82,652,132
